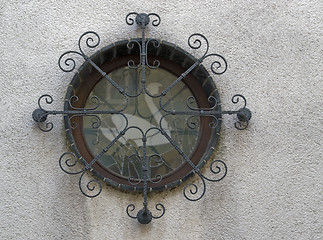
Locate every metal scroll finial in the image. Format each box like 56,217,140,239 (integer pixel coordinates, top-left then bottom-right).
32,108,47,123
126,12,161,28
135,13,150,26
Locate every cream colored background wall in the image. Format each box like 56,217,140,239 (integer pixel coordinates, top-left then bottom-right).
1,0,322,239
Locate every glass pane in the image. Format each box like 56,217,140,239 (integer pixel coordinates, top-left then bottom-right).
83,67,200,180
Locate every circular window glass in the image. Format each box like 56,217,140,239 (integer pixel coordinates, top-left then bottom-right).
65,40,221,191
83,67,199,180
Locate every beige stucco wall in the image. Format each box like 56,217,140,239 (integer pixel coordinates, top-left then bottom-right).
1,0,322,239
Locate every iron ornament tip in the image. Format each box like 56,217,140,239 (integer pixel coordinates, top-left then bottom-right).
137,208,153,224
32,108,47,123
136,13,150,26
126,12,161,27
237,108,252,122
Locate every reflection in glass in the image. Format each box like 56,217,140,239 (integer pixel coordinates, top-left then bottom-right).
83,67,200,180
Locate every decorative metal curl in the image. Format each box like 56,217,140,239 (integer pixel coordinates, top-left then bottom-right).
59,152,84,175
38,94,53,111
187,116,200,129
187,33,227,75
148,154,163,183
127,154,142,186
126,203,165,224
183,174,206,201
69,114,101,130
90,115,102,129
234,117,249,130
147,13,161,27
125,12,160,27
69,117,78,130
202,53,228,75
58,31,100,72
78,31,100,56
188,33,209,58
186,96,197,110
126,12,139,25
152,203,165,219
58,51,83,72
202,160,227,182
69,95,100,110
79,171,102,198
37,119,53,132
127,40,142,69
128,176,142,186
32,108,52,132
184,113,219,129
34,95,54,132
146,39,160,69
183,160,226,201
232,94,247,108
208,116,219,129
186,95,218,111
126,204,138,219
231,94,251,130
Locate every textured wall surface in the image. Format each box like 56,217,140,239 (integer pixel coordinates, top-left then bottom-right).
1,0,322,239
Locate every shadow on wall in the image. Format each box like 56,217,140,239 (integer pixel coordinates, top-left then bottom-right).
51,173,91,239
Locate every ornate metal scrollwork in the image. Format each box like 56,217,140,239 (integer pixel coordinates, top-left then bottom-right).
32,12,252,224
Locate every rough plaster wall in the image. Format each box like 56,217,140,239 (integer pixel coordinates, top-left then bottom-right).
0,0,322,239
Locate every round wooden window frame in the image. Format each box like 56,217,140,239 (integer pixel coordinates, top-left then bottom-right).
64,40,222,191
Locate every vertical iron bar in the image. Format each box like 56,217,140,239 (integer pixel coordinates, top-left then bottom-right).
141,24,146,87
142,136,148,210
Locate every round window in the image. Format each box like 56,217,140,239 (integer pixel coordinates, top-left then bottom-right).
64,40,221,191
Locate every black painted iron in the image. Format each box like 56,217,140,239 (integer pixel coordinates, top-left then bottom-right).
32,12,251,224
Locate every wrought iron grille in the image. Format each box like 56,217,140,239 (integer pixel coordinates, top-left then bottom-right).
32,12,251,224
